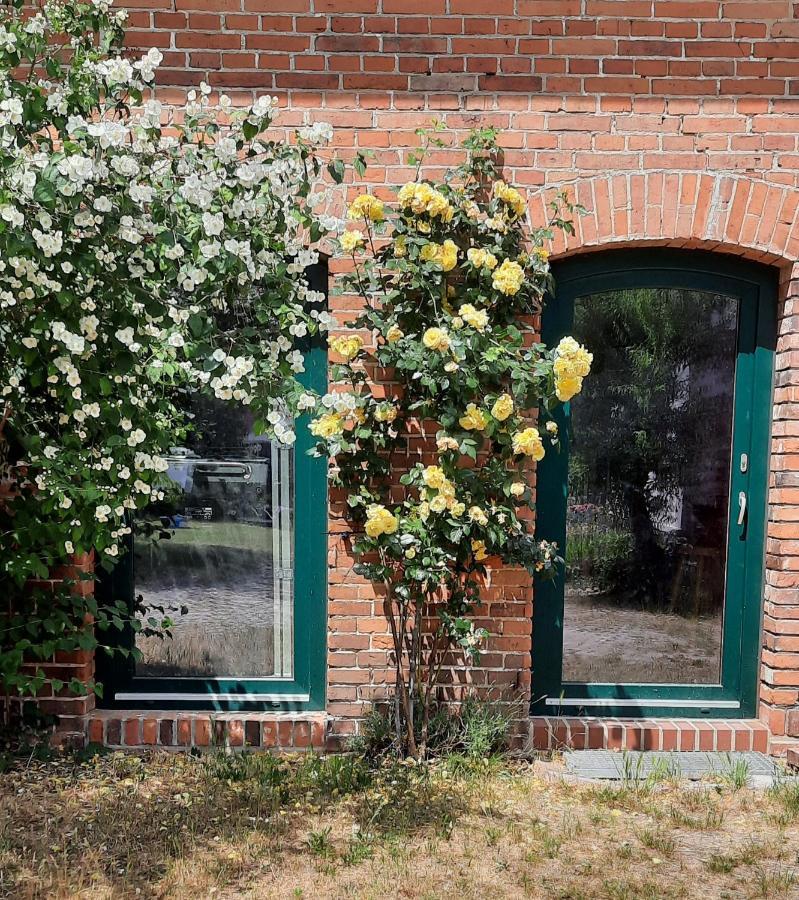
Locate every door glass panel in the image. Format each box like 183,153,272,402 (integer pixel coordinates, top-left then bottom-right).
562,287,738,685
133,398,294,678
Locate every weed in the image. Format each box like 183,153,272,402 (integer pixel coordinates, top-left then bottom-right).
484,825,502,847
637,828,676,857
768,776,799,823
706,852,737,874
714,754,751,791
753,864,797,897
306,826,334,859
341,830,375,867
669,804,725,830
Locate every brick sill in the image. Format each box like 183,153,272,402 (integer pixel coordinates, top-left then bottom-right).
87,710,327,750
527,716,770,754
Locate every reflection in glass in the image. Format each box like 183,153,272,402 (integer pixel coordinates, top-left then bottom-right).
562,288,737,685
134,398,293,678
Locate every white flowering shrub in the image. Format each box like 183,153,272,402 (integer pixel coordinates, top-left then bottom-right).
0,0,335,703
312,127,591,757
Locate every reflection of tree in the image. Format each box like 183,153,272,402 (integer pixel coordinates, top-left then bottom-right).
570,289,737,606
179,394,256,457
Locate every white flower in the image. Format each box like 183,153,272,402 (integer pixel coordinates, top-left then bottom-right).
202,211,224,237
110,155,140,178
64,541,74,555
214,137,238,164
134,47,163,82
87,120,128,148
97,56,134,85
32,228,63,258
0,206,24,228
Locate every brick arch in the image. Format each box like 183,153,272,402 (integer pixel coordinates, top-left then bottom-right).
529,172,799,270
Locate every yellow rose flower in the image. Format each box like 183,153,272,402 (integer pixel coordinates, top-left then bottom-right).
492,258,525,296
471,539,488,562
460,303,489,332
374,403,397,423
365,504,399,538
422,327,451,352
418,501,430,521
459,403,487,431
510,482,526,497
397,182,453,221
394,235,407,257
553,336,593,401
534,246,549,260
309,412,344,439
420,242,439,263
340,230,364,253
555,375,582,402
422,465,447,490
330,335,364,361
492,180,527,218
430,495,448,513
386,324,404,343
512,426,545,460
451,501,465,517
437,435,460,452
439,239,458,271
466,247,498,271
347,193,385,222
546,421,558,435
420,239,458,272
469,505,488,526
491,393,514,422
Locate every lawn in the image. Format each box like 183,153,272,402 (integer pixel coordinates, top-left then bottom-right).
1,748,798,899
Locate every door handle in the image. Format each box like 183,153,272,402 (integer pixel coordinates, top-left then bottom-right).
737,491,747,527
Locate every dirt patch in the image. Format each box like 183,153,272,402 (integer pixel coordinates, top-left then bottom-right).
1,750,797,899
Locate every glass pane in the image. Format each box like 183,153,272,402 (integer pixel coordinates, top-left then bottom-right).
562,287,738,686
133,398,293,678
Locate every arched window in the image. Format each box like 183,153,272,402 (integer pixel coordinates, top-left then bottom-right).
533,249,776,718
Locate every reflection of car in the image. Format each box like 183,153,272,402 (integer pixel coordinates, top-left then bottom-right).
165,456,272,525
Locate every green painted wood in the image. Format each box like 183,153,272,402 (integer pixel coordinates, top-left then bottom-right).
533,249,776,719
96,262,329,712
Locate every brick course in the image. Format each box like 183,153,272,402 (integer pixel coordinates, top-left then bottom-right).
30,1,799,754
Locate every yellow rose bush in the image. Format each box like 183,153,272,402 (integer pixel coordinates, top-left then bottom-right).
312,127,590,757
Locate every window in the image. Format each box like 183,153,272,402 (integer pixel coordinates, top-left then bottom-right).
97,264,328,711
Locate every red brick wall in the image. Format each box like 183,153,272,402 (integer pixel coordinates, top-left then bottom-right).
107,1,799,750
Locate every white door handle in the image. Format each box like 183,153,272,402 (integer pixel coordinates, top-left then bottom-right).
737,491,747,526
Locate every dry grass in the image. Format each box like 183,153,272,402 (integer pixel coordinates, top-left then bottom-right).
1,749,798,899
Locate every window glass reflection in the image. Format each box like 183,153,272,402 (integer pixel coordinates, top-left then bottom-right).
134,398,293,678
562,288,737,686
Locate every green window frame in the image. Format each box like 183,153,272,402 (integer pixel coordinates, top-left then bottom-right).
533,248,776,719
95,263,328,713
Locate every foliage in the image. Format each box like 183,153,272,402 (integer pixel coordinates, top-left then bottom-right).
312,125,591,756
0,0,335,706
350,694,517,760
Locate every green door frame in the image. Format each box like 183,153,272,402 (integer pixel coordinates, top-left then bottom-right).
95,262,329,713
533,249,776,719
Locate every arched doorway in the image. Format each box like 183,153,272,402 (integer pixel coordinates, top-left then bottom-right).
533,248,777,718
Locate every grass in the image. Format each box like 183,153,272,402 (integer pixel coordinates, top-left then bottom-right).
0,750,798,898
